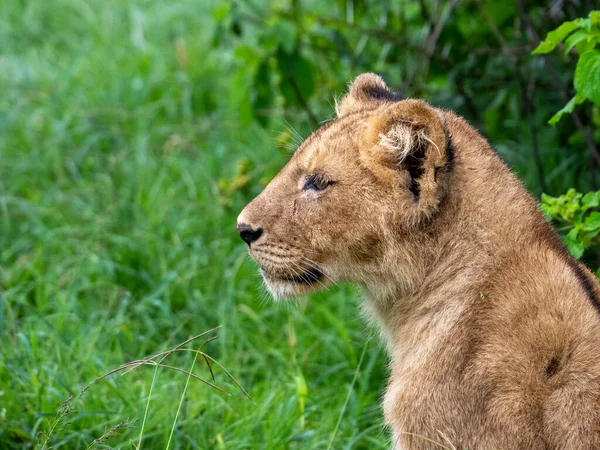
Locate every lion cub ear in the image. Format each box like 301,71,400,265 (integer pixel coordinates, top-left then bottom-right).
363,100,452,212
336,73,402,117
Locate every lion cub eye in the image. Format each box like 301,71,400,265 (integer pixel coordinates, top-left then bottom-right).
303,174,334,192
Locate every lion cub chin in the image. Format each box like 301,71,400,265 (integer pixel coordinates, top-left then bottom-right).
237,73,600,450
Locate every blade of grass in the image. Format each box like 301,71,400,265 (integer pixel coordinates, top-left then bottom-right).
136,363,160,450
165,350,199,450
326,338,370,450
198,353,253,402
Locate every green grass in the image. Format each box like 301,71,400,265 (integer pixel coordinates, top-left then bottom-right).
0,0,389,448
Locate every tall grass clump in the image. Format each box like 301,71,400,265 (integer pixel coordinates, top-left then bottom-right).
1,0,388,448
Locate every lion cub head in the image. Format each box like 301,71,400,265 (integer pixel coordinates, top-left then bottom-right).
237,73,453,300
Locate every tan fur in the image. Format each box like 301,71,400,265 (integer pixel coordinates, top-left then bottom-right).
237,73,600,449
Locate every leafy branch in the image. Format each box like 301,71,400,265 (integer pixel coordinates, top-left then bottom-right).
533,10,600,125
541,189,600,262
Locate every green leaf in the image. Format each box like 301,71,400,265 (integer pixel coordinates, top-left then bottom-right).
233,45,260,63
582,191,600,210
275,20,298,54
564,29,592,54
541,193,556,205
540,203,553,219
564,227,585,259
574,50,600,105
576,37,597,54
574,17,592,31
212,3,231,21
566,188,580,200
532,21,579,54
584,211,600,231
548,93,586,125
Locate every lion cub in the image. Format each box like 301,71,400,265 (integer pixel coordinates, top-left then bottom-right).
236,73,600,449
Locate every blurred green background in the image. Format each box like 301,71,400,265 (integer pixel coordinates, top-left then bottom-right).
1,0,599,449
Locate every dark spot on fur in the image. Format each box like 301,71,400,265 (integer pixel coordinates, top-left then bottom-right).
534,220,600,316
433,125,455,184
445,134,455,172
349,233,382,263
403,138,427,202
545,357,560,379
441,125,455,173
568,261,600,314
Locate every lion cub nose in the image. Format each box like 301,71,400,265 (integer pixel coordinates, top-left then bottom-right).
236,224,263,246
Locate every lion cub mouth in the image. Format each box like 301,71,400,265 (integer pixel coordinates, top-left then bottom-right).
260,266,323,285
